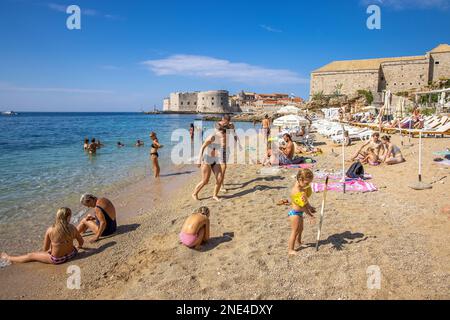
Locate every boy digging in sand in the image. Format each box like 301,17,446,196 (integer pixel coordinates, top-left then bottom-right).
288,169,316,255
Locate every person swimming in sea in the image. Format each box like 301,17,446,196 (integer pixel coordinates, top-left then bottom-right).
135,139,144,147
149,132,163,178
1,207,83,265
179,206,210,249
77,194,117,243
117,141,125,147
288,169,316,255
88,138,98,154
83,138,89,151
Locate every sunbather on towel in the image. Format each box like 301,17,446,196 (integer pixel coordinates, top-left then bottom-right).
278,134,305,165
361,147,380,166
352,132,382,161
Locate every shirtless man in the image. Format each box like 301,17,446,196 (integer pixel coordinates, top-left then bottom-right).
215,115,238,192
261,114,271,139
279,133,295,162
351,132,383,161
88,138,98,154
179,207,210,249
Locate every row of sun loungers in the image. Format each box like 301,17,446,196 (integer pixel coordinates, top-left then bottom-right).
345,115,450,137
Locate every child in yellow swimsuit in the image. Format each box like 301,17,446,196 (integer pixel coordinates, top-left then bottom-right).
288,168,316,255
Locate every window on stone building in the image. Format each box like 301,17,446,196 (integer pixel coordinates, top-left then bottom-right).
435,61,440,65
187,102,190,105
194,102,197,105
212,97,214,100
212,102,214,106
181,102,183,105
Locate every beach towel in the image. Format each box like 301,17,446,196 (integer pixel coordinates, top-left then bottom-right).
281,163,315,169
433,151,450,156
434,159,450,166
313,171,372,181
311,180,378,193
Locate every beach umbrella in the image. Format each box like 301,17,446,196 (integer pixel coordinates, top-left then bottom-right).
273,115,309,128
408,130,432,190
316,176,329,251
277,105,300,115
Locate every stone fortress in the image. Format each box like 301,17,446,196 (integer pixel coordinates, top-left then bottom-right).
163,90,241,113
310,44,450,98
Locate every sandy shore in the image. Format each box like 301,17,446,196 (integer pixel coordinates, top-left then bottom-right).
1,132,449,300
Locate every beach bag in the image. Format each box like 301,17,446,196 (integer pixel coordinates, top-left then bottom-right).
346,161,365,179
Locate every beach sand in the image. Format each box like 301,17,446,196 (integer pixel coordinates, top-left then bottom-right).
1,133,449,300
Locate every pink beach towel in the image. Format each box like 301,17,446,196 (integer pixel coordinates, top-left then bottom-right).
311,180,378,193
313,171,372,181
280,163,315,169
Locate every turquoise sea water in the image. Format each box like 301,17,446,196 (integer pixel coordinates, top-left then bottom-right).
0,113,199,224
0,113,255,228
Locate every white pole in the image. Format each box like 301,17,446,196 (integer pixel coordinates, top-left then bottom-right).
316,176,329,251
418,130,422,182
341,125,346,193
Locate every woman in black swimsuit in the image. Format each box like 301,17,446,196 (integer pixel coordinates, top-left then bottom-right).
77,194,117,242
150,132,163,178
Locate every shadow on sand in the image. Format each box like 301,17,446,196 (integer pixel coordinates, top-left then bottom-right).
304,231,369,251
160,171,195,177
225,176,285,190
222,185,286,199
199,232,234,252
73,241,117,261
81,223,140,239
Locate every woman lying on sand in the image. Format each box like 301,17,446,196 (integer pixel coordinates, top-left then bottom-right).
77,194,117,242
381,135,405,165
192,127,225,202
288,169,316,255
1,208,83,264
179,206,210,249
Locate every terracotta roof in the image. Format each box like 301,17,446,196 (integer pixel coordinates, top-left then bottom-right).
312,55,426,73
429,44,450,53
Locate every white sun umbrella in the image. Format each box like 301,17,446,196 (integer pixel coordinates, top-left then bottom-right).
273,114,309,128
277,105,300,115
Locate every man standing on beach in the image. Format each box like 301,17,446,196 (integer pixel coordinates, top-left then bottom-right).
215,115,238,193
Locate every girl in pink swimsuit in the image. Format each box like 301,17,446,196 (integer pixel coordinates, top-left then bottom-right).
179,207,210,249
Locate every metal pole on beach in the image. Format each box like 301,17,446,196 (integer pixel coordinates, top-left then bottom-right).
341,125,346,194
408,130,432,190
316,176,329,251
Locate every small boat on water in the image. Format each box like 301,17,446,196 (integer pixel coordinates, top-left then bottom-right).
1,111,19,116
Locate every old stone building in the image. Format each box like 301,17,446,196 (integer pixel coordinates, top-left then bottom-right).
310,44,450,98
163,90,240,113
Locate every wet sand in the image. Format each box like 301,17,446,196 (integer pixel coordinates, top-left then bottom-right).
0,133,449,299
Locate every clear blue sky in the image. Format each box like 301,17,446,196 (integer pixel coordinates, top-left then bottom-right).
0,0,449,111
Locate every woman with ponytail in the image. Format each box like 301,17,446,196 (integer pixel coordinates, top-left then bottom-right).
381,135,405,165
1,207,84,265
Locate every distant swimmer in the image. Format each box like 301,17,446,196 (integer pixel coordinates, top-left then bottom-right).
179,207,210,249
1,208,84,265
88,138,98,154
117,141,125,147
150,132,163,178
135,139,144,147
83,138,89,151
77,194,117,243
